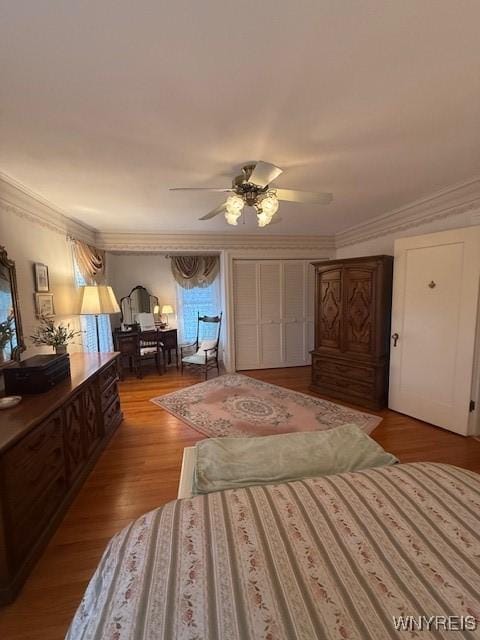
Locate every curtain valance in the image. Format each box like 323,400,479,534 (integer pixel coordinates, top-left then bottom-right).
171,255,219,289
72,239,105,284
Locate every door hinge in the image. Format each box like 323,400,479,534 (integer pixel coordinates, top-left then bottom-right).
469,400,476,412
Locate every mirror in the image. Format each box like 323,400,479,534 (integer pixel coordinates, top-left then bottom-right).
0,246,26,367
120,285,159,325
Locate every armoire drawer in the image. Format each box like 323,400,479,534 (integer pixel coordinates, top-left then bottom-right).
312,355,375,384
312,370,374,399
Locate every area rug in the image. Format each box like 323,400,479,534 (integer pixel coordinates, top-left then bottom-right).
151,373,382,438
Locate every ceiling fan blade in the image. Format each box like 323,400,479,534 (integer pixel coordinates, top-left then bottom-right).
248,161,283,187
199,203,226,220
275,189,333,205
170,187,234,192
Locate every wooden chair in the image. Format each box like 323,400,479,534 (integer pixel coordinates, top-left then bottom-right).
113,329,164,378
139,329,165,376
180,312,222,380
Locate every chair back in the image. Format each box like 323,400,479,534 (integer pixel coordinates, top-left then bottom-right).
135,312,156,331
195,312,222,348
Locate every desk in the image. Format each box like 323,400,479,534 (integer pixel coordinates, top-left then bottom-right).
113,328,178,377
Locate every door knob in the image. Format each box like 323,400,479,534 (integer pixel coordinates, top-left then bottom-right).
392,332,399,347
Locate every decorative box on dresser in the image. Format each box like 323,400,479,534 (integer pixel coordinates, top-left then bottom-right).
310,256,393,410
0,352,122,604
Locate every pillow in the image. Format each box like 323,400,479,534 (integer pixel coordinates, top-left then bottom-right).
196,339,217,356
193,424,398,495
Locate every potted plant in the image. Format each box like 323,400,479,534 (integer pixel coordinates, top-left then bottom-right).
0,316,14,363
30,315,82,355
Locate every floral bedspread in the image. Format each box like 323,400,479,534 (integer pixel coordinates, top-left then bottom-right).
66,463,480,639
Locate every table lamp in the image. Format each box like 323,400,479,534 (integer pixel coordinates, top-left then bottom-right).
79,285,120,351
161,304,174,327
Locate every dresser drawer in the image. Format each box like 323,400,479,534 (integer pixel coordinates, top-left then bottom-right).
11,473,67,565
3,410,66,522
98,360,118,391
312,355,375,383
101,379,119,412
103,396,122,434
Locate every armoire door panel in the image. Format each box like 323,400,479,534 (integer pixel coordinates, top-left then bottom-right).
316,268,342,351
343,267,375,357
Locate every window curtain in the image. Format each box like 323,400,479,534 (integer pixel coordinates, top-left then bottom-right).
72,241,113,352
72,239,105,285
171,255,219,289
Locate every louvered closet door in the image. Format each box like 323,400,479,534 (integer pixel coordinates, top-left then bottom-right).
283,261,307,366
233,261,260,370
234,259,312,370
259,262,283,367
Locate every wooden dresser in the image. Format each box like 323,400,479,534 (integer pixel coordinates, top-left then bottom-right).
310,256,393,410
0,352,122,604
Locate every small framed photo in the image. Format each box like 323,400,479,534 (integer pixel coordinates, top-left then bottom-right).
35,293,55,317
34,263,50,292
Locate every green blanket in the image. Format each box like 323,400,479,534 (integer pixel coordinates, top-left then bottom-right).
193,424,398,494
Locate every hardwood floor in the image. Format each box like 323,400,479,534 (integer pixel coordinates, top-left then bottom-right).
1,365,479,639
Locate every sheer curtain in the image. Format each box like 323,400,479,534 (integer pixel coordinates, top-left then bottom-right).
73,255,113,352
176,277,220,344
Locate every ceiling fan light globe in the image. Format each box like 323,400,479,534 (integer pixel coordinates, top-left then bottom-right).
260,194,279,217
225,211,240,225
257,211,271,227
225,194,245,215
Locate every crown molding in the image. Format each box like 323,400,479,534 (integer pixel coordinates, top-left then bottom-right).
335,176,480,248
0,172,97,244
97,232,335,253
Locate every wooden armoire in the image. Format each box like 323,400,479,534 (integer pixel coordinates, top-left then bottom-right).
310,255,393,409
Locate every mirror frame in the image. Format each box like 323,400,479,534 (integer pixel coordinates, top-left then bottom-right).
0,246,26,367
120,285,159,324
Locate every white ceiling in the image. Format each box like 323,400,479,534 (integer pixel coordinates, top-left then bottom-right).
1,1,480,235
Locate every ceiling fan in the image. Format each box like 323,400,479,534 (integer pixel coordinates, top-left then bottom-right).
170,161,333,227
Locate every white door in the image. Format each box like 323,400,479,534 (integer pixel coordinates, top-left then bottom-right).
389,227,480,435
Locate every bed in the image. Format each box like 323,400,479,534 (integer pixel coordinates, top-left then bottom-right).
66,463,480,639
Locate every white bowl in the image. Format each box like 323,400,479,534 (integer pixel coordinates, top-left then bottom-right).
0,396,22,410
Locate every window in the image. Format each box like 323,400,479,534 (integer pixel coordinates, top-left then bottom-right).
176,279,220,344
73,258,113,352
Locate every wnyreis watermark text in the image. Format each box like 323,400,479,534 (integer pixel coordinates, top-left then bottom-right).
392,615,477,632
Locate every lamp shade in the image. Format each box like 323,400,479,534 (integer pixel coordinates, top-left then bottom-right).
161,304,174,315
153,304,160,315
79,285,120,315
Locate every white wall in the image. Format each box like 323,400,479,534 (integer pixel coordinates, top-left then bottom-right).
107,253,178,327
336,209,479,258
0,206,83,358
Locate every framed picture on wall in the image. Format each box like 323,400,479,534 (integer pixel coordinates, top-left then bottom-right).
33,263,50,292
35,293,55,318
